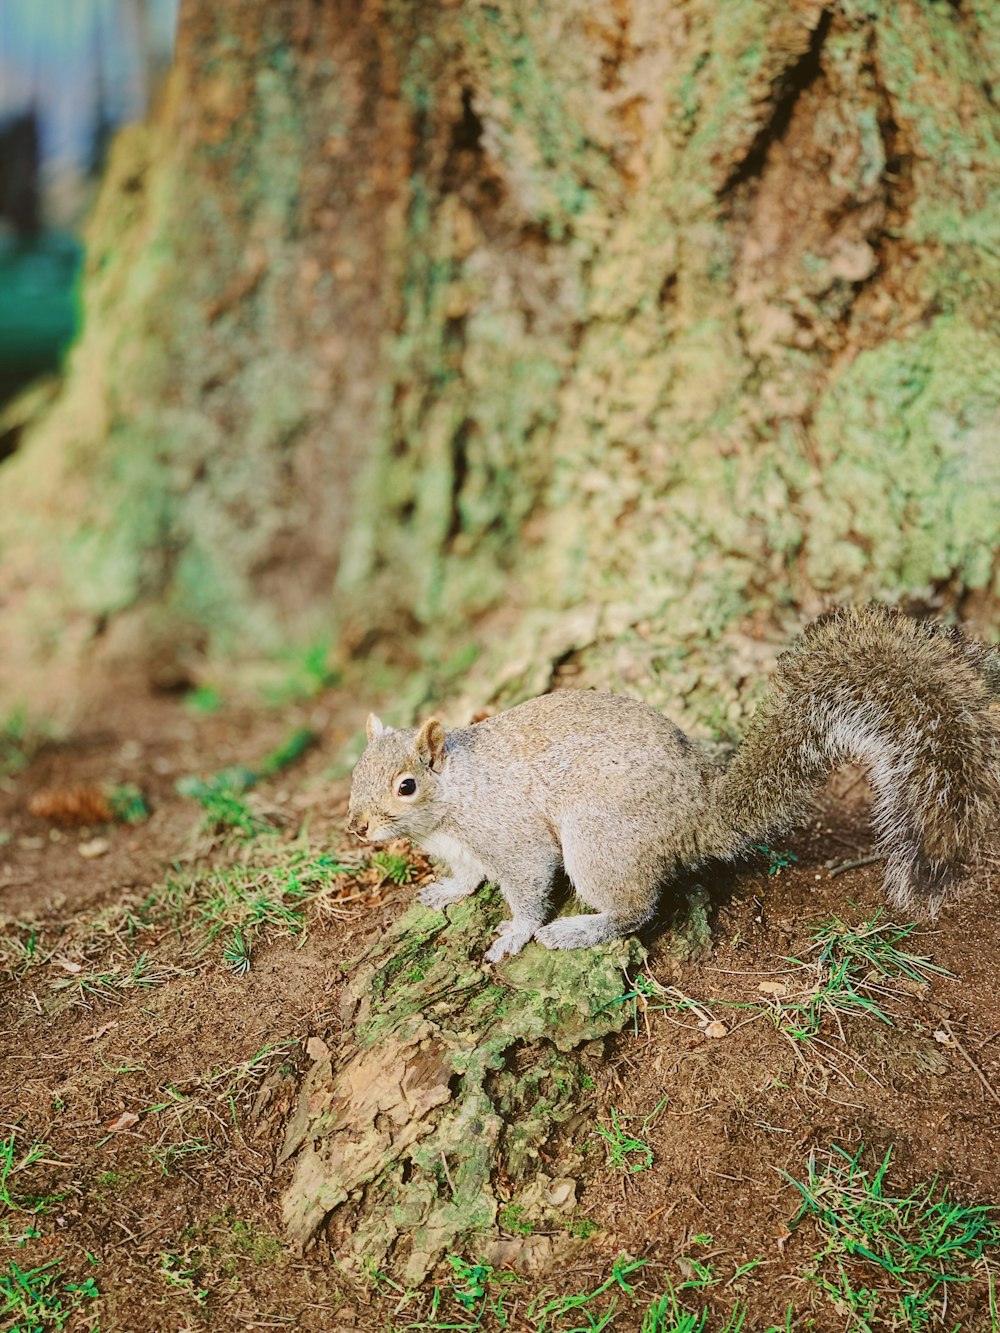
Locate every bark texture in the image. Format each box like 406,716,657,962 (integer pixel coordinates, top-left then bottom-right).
0,0,997,709
343,0,1000,698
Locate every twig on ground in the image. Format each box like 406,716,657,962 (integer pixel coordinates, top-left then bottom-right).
827,854,881,877
941,1018,1000,1109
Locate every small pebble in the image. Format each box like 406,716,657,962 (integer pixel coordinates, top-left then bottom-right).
78,837,110,859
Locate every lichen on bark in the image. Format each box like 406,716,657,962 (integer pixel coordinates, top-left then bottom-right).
341,0,1000,674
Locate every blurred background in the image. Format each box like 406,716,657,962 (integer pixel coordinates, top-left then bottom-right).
0,0,177,403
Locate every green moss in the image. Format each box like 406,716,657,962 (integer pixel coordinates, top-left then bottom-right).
498,1203,533,1236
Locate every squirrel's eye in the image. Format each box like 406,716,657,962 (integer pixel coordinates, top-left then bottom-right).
396,776,417,797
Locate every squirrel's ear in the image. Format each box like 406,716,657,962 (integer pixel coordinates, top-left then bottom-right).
366,713,393,742
415,718,446,771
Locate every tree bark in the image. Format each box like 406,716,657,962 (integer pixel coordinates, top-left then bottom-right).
0,0,997,706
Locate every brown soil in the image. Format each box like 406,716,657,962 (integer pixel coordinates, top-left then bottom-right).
2,681,998,1332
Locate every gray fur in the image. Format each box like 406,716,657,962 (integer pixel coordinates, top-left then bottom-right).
347,607,1000,958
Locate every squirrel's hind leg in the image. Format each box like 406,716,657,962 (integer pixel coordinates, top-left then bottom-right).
535,816,659,951
536,912,638,950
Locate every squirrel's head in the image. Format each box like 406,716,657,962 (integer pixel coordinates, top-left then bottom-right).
347,713,447,843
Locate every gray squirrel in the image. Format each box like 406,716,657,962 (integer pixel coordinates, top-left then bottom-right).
347,606,1000,962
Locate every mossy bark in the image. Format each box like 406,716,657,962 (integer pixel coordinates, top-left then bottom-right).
278,885,711,1280
338,0,1000,665
0,1,997,710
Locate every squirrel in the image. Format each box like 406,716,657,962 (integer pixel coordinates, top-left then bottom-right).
347,606,1000,963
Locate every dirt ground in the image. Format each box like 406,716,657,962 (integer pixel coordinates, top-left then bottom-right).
2,676,999,1333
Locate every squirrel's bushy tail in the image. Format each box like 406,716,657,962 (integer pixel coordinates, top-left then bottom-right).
708,606,1000,911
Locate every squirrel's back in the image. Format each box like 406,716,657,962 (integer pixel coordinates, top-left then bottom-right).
446,689,713,831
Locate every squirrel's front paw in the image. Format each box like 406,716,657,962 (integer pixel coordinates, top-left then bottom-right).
483,922,534,963
418,878,473,912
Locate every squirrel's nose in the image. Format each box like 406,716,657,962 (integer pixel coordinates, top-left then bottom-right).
347,813,368,838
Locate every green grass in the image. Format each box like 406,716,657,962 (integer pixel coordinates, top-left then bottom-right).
0,924,46,978
222,927,252,976
607,972,730,1041
0,706,49,778
641,1283,747,1332
772,911,950,1044
527,1255,646,1332
185,684,222,714
106,783,150,824
190,848,354,950
126,841,356,966
199,787,274,838
373,850,417,885
148,1138,213,1177
0,1259,99,1332
783,1143,1000,1329
809,911,949,985
257,727,316,777
260,640,339,705
33,837,356,980
51,951,183,1004
614,911,949,1049
675,1236,717,1293
176,728,316,837
595,1100,667,1175
0,1133,61,1217
382,1254,648,1333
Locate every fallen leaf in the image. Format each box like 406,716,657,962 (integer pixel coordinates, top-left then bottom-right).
703,1020,728,1039
84,1020,119,1043
78,837,110,859
56,958,83,974
104,1110,140,1132
758,980,788,996
305,1036,331,1062
934,1030,956,1048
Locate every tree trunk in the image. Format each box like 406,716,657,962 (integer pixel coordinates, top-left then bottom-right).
0,1,411,698
0,0,997,703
